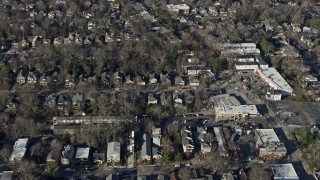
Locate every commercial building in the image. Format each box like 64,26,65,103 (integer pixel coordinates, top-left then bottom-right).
215,105,259,121
271,164,299,180
107,142,121,163
255,129,287,159
255,67,293,96
10,138,28,162
210,94,241,106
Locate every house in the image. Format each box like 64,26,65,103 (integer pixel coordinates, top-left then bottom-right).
16,69,28,85
189,76,200,86
6,95,18,112
149,73,158,84
107,142,121,163
271,164,299,180
57,95,69,111
43,93,56,108
127,131,135,153
0,171,13,180
39,74,48,87
100,72,112,86
152,147,162,159
10,138,28,162
76,147,90,161
197,126,206,142
32,36,43,47
114,71,123,86
175,76,185,86
152,127,162,147
159,92,172,106
219,8,228,17
93,151,105,164
51,71,61,84
64,74,75,88
181,126,195,155
255,129,287,160
83,35,95,45
147,93,158,105
27,71,38,84
141,133,152,161
125,74,135,84
207,6,218,16
136,75,146,86
72,93,83,109
61,145,74,165
201,142,211,154
184,91,194,105
105,33,113,43
173,91,183,107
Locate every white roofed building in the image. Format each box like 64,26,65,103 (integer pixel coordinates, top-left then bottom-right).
215,105,259,121
210,94,241,106
107,142,121,163
255,67,293,96
10,138,28,162
255,129,287,160
75,147,90,161
271,164,299,180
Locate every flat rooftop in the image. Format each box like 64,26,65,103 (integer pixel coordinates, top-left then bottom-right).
76,147,90,159
256,129,280,146
10,138,28,161
211,94,241,106
215,105,258,115
271,164,299,180
256,67,292,92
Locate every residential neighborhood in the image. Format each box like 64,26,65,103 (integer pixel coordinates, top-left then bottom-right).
0,0,320,180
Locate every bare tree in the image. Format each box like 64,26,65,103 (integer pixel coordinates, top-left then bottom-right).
0,144,12,162
178,168,191,180
248,162,271,180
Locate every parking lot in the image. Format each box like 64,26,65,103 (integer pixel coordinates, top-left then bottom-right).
303,103,320,125
222,72,265,105
267,100,310,126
